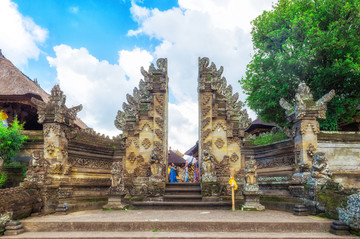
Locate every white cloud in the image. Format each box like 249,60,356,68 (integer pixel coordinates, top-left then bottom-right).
168,100,198,153
69,6,79,14
47,44,153,137
0,0,48,65
127,0,273,151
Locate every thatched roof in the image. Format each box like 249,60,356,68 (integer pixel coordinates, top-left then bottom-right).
245,118,277,133
0,50,87,129
0,50,49,102
168,150,186,165
184,141,198,156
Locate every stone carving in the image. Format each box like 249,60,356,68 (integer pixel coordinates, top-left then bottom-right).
201,148,217,182
201,129,211,141
256,156,294,169
200,95,211,106
242,156,265,211
68,157,113,169
214,138,225,149
215,155,230,177
150,149,162,174
202,106,211,117
213,122,226,132
280,82,335,173
126,138,139,148
110,161,122,187
155,117,164,128
307,143,316,159
103,161,127,210
128,152,136,164
202,117,210,129
244,157,258,191
155,129,163,141
230,152,239,162
57,188,73,199
31,85,82,126
311,152,331,180
24,151,50,185
27,151,49,175
279,82,335,121
142,138,151,149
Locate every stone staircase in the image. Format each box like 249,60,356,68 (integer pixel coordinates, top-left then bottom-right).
132,183,231,209
2,209,356,239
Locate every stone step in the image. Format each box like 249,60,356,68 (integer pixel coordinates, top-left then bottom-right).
166,183,200,187
2,231,356,239
165,188,201,195
163,194,202,202
18,220,334,233
132,201,230,209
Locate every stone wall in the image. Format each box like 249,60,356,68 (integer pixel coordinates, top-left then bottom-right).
318,131,360,189
244,139,295,196
14,130,44,164
56,128,126,203
0,187,42,220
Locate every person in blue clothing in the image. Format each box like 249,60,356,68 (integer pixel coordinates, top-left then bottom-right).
169,163,178,183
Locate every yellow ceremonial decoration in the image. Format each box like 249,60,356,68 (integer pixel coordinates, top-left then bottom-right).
0,111,8,121
228,176,237,190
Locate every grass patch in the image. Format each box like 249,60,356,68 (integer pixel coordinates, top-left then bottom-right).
251,132,288,146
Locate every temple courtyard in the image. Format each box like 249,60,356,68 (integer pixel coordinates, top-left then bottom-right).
2,209,357,239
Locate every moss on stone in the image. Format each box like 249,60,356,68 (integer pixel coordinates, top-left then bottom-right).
316,181,355,219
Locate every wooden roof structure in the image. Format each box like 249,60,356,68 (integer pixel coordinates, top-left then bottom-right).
168,150,186,165
0,49,87,129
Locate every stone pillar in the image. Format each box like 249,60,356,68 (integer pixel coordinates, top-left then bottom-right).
31,85,82,213
115,58,168,199
198,57,251,198
280,83,334,172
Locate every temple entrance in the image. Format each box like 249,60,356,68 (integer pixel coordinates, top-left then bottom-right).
114,57,251,199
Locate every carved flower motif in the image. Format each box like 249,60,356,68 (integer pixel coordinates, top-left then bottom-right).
214,138,225,149
128,152,136,164
230,152,239,162
142,138,152,149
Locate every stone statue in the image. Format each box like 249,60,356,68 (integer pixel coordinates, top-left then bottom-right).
27,151,48,174
245,157,257,186
311,152,332,180
242,156,265,211
244,157,259,191
201,148,216,182
103,161,127,210
150,149,162,177
110,161,122,187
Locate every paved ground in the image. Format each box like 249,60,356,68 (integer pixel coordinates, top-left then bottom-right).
21,209,331,223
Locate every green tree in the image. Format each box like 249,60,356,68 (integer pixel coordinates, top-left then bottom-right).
0,118,28,172
240,0,360,130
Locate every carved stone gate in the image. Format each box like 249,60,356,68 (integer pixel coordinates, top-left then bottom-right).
198,57,251,197
115,58,169,197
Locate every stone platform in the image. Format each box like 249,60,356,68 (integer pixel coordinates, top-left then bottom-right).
2,209,356,239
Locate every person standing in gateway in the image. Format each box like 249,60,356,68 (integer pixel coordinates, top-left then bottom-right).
185,154,197,183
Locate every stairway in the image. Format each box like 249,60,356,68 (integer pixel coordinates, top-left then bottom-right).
2,209,356,239
132,183,231,209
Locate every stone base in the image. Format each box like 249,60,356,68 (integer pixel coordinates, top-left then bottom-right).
103,196,128,210
4,221,25,236
330,221,350,235
293,205,308,216
242,190,265,211
55,204,68,215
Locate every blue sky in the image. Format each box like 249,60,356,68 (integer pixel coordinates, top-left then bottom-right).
0,0,275,152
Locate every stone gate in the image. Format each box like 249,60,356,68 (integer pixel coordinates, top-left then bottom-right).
198,57,251,197
114,58,169,197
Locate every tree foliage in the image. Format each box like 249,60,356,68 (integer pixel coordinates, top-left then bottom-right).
240,0,360,130
0,118,27,172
